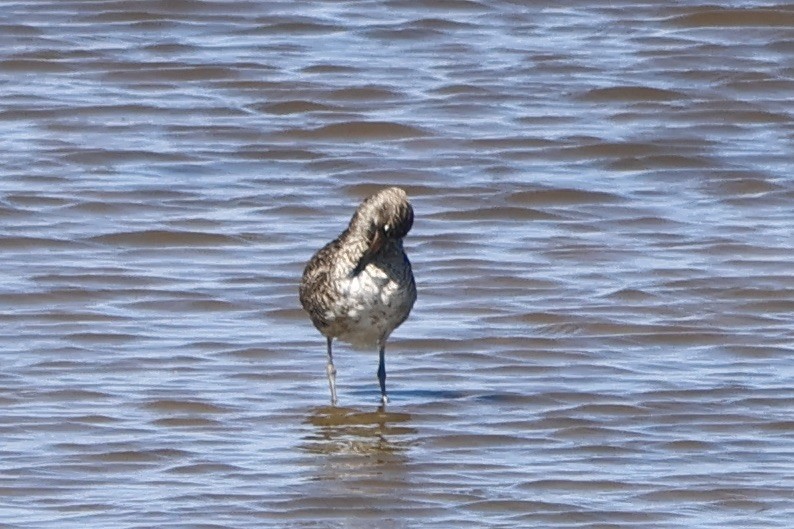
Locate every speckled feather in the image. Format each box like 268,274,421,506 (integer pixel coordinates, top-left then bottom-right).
299,187,416,349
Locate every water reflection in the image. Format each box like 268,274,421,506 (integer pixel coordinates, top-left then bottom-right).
296,407,420,525
302,405,416,458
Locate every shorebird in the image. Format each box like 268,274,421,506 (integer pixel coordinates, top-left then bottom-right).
299,187,416,407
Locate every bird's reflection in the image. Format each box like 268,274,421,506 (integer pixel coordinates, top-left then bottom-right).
302,405,417,458
297,406,417,529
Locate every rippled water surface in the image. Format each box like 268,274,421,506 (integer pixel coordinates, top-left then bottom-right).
2,1,793,527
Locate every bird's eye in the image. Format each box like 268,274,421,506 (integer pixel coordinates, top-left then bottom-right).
384,224,390,232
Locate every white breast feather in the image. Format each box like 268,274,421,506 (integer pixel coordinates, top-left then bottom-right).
331,263,406,349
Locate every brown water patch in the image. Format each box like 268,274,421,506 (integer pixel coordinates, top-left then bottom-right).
256,100,340,114
563,141,664,159
580,86,686,102
143,399,232,414
103,65,241,82
672,109,790,124
280,121,429,140
66,332,141,344
365,27,445,40
87,230,241,247
33,272,169,287
167,463,243,474
609,153,715,170
326,86,404,101
724,345,792,358
431,83,493,96
0,59,72,73
663,440,715,451
507,188,624,205
142,42,197,54
37,389,111,401
395,0,490,12
71,415,120,424
668,8,794,28
519,479,635,492
83,450,180,464
61,149,195,164
248,22,343,35
153,417,224,428
430,206,561,221
0,236,81,249
463,499,579,513
301,64,360,74
235,148,322,161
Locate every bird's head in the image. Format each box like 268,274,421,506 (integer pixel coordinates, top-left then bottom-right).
350,186,414,259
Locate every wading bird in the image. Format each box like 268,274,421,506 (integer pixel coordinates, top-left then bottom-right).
299,187,416,406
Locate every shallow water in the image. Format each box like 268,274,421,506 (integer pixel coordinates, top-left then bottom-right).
2,1,793,528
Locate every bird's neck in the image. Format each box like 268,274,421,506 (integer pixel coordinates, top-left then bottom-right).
336,229,401,278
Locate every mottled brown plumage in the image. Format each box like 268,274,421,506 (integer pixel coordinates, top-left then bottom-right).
299,187,417,406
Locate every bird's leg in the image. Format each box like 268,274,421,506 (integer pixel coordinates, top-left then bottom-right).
326,336,338,406
377,340,388,406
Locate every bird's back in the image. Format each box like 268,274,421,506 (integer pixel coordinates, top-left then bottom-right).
299,236,344,335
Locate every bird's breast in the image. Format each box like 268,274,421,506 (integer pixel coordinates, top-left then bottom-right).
325,260,415,348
